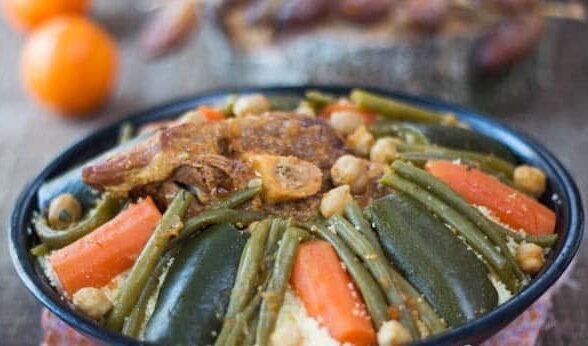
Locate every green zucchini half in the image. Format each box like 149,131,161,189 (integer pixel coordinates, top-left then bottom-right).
365,193,498,327
144,223,249,345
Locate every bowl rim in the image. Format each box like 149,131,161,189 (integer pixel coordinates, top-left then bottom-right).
9,85,584,345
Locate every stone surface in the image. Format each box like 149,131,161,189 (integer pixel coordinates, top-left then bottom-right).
0,1,586,345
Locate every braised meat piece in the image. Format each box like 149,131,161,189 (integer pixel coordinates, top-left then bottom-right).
229,112,346,172
83,120,230,194
83,113,347,218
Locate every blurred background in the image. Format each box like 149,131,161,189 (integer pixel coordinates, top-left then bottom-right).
0,0,587,344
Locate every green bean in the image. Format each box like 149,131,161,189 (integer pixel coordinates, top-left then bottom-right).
344,203,447,334
30,243,50,257
493,224,558,247
243,314,260,346
306,223,390,328
328,216,420,339
255,227,307,346
389,269,447,334
381,173,510,276
344,201,381,252
305,90,336,109
368,122,430,145
218,217,279,346
122,247,179,338
174,209,265,246
209,182,262,210
351,89,452,124
224,220,271,320
106,190,193,332
392,161,527,290
396,147,516,179
118,122,135,144
223,293,263,346
35,195,122,249
263,219,286,272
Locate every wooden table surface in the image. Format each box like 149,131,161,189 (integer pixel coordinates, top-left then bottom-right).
1,2,586,345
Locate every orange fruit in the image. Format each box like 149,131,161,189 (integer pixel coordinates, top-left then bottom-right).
20,15,118,116
1,0,90,31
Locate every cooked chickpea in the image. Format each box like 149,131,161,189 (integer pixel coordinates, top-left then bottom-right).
48,193,82,229
233,94,271,117
329,110,364,136
368,162,391,179
320,185,353,218
516,243,545,274
377,320,413,346
72,287,113,319
347,125,375,156
370,137,400,163
514,165,546,198
331,155,370,194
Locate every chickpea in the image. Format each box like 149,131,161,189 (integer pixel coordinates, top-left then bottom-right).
347,125,375,156
370,137,400,164
368,162,391,179
514,165,546,198
377,320,413,346
72,287,113,319
233,94,271,117
329,110,364,136
320,185,353,218
516,243,545,274
331,155,370,194
48,193,82,229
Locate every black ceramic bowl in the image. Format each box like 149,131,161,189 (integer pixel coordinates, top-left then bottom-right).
9,86,584,345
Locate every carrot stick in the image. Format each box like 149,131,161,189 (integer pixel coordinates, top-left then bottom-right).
48,197,162,296
321,103,377,124
425,160,556,236
197,106,225,121
290,240,376,346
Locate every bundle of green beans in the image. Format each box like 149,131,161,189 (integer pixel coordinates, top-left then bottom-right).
385,161,541,293
215,219,308,346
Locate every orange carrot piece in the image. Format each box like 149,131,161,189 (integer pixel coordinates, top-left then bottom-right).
321,103,377,124
197,105,225,121
48,197,162,296
291,240,376,346
425,160,556,236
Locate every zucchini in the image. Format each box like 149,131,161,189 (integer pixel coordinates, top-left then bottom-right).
144,223,249,345
369,121,517,163
365,193,498,327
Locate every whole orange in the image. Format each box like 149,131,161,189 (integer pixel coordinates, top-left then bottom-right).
21,15,118,116
1,0,90,31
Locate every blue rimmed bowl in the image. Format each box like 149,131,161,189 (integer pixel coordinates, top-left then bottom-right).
9,86,584,345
